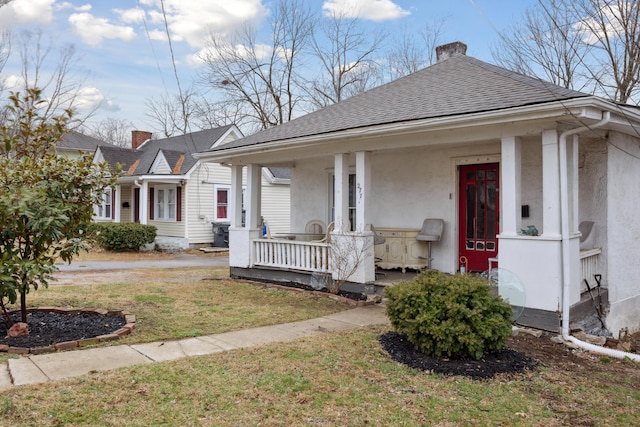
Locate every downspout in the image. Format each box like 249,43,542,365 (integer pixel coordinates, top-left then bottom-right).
559,112,640,362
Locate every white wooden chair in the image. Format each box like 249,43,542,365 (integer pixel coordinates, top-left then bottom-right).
305,219,326,234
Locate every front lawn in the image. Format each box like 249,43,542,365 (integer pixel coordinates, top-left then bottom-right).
0,266,348,363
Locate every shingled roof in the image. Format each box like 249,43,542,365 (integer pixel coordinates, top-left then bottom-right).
58,131,115,151
209,49,589,152
99,125,236,176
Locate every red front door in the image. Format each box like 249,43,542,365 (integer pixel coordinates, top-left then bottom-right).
459,163,499,272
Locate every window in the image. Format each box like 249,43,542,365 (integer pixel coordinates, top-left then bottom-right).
214,185,229,220
214,184,246,222
155,186,177,221
330,173,356,231
94,188,112,220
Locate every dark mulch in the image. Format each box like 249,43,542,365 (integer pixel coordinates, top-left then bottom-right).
267,281,368,301
378,331,540,380
0,311,126,349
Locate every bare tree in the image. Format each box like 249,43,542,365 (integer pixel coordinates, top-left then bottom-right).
306,11,386,109
10,30,99,126
495,0,640,104
384,19,447,80
568,0,640,103
87,117,134,148
145,89,198,137
0,29,10,88
198,0,314,131
493,0,590,90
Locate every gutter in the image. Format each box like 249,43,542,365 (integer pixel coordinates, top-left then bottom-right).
559,111,640,362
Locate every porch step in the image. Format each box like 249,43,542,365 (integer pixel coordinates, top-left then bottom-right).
199,247,230,254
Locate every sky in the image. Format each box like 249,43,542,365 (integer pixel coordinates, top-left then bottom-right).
0,0,538,135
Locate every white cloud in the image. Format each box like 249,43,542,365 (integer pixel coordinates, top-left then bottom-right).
115,8,145,24
3,74,23,90
143,0,267,49
68,12,136,46
574,5,628,46
54,2,74,11
189,41,272,66
0,0,55,26
147,29,168,42
322,0,410,21
74,4,92,13
74,86,119,112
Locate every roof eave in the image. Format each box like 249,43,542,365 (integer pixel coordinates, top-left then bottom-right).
197,97,622,164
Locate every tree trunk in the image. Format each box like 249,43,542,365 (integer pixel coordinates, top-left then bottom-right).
20,289,27,323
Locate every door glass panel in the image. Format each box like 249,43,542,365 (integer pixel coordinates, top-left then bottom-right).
466,171,475,180
476,182,485,239
487,170,496,180
466,184,475,239
486,181,496,239
477,170,485,180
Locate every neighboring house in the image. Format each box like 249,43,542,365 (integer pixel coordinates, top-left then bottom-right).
94,126,290,251
197,42,640,337
57,131,117,159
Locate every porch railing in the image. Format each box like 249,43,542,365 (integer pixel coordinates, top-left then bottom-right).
580,248,601,291
253,239,331,273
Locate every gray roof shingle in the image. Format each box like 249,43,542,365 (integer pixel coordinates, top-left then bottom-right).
58,131,115,151
210,53,589,151
100,126,235,176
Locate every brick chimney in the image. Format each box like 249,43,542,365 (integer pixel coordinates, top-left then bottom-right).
131,130,152,150
436,41,467,62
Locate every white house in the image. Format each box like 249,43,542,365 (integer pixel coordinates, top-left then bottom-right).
196,42,640,337
94,125,291,250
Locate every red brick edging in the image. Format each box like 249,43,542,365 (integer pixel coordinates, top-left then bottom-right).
0,307,136,355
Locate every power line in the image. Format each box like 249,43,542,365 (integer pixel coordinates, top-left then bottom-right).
137,0,169,95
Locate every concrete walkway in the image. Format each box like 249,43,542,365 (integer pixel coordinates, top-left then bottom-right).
0,305,389,389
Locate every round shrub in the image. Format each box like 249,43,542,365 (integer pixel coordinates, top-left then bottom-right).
384,270,513,360
89,223,157,251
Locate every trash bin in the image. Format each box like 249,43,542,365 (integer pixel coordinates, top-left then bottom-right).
212,222,230,248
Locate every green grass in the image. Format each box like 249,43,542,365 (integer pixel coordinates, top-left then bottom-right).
0,263,639,425
1,326,639,426
0,267,348,363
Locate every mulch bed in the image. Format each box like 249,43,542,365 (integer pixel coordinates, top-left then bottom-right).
0,309,128,351
378,331,540,380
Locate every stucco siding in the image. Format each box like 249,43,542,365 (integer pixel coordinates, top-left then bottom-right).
605,132,640,334
579,136,608,283
290,141,502,273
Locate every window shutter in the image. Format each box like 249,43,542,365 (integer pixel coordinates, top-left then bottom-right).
176,186,182,222
111,188,116,219
149,187,154,220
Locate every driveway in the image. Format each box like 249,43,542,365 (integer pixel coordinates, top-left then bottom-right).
55,253,229,272
52,253,229,285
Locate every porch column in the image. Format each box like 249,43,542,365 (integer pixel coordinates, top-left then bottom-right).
568,135,579,235
114,184,121,223
334,154,349,232
230,165,243,228
139,180,148,225
500,136,522,236
542,129,561,237
246,164,262,229
355,151,371,232
229,164,259,269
